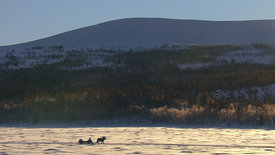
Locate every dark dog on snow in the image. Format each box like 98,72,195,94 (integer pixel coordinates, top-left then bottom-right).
96,137,106,144
79,138,93,144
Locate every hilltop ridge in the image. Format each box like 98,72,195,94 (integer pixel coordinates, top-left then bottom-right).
2,18,275,49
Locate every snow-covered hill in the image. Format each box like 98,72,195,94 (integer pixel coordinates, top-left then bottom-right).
1,18,275,50
0,18,274,100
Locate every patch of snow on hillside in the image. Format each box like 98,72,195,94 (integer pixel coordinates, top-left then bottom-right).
177,63,214,70
214,84,275,100
217,50,275,64
0,48,114,69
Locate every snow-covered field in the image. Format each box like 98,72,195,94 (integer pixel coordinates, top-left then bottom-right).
1,125,275,154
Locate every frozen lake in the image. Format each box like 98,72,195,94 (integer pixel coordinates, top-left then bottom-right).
1,125,275,154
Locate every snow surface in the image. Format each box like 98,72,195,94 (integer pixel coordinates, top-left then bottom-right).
1,125,275,154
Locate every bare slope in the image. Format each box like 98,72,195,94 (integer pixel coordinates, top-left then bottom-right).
2,18,275,49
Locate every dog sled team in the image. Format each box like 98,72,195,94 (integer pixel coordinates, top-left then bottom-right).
78,136,106,145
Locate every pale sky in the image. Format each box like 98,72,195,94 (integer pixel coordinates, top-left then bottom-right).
1,0,275,46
